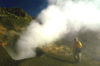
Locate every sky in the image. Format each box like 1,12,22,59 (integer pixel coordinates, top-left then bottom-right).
0,0,48,16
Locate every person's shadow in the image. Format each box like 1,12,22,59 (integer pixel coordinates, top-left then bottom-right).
46,54,75,64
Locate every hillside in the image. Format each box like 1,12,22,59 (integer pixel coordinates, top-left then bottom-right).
0,7,31,18
0,7,32,28
0,7,32,46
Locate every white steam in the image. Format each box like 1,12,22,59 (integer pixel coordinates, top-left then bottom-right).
6,0,100,60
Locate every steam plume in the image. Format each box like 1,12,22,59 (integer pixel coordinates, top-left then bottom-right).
6,0,100,60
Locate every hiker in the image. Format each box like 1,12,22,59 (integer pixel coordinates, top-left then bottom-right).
73,37,82,62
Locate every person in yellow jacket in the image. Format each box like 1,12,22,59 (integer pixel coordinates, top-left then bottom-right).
73,37,82,62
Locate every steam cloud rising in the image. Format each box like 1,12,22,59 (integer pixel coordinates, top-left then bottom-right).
6,0,100,60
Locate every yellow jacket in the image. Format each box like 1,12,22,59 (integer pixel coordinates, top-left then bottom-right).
73,41,82,52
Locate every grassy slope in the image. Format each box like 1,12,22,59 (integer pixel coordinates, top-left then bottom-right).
0,8,32,47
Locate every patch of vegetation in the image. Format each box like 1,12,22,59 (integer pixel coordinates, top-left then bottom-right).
0,7,32,31
0,7,33,47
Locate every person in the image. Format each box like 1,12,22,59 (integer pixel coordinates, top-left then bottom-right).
73,37,82,63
